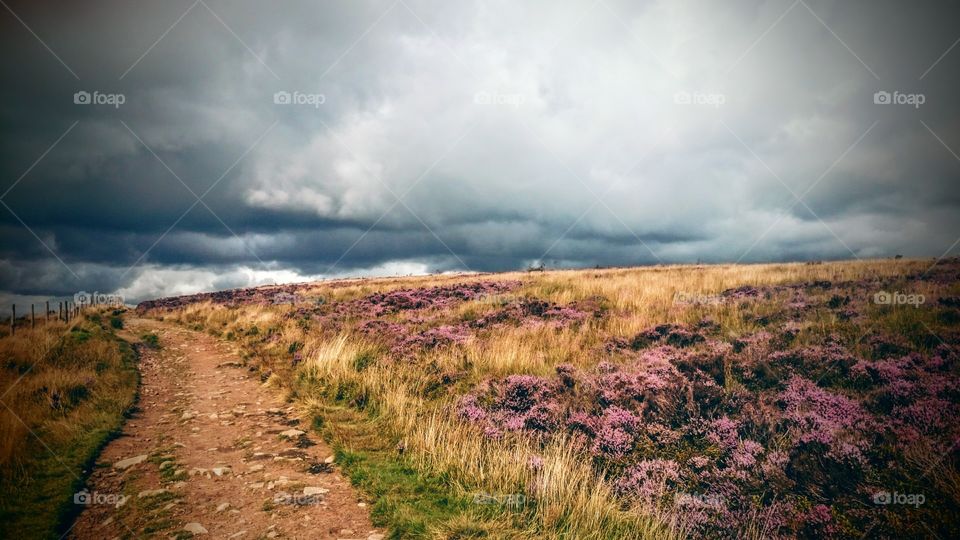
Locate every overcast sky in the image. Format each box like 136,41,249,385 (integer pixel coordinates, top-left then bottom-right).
1,0,958,305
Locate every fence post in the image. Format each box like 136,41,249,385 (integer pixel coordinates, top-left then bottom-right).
10,304,14,335
31,304,35,328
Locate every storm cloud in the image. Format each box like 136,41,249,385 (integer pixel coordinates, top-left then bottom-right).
1,0,959,304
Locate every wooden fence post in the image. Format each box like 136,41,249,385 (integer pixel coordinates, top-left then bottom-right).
31,304,35,328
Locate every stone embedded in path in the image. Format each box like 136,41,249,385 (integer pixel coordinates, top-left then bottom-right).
113,454,148,470
217,361,244,368
137,489,169,499
216,502,231,512
184,522,208,534
303,487,328,497
279,429,305,438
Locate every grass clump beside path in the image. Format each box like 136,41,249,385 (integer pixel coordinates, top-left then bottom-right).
0,308,139,539
307,401,525,539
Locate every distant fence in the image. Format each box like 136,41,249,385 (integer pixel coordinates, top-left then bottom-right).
7,297,120,335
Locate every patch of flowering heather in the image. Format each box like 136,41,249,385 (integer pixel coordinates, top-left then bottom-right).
803,504,838,536
500,375,556,412
778,376,873,464
566,411,598,436
356,319,406,337
891,397,960,452
706,416,740,450
592,423,636,459
730,439,764,468
554,363,577,387
136,283,311,311
632,323,705,348
645,422,682,446
587,347,685,416
541,305,589,324
862,333,912,359
613,459,681,500
593,369,646,406
731,330,773,354
688,455,711,470
523,402,562,431
786,291,809,311
358,280,522,316
721,285,762,300
761,450,790,480
464,297,594,330
456,394,487,422
449,266,960,538
765,341,858,383
406,324,470,348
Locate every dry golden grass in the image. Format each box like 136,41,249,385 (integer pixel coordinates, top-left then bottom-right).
0,309,138,538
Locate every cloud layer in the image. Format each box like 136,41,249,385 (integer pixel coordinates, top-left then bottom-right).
1,0,958,304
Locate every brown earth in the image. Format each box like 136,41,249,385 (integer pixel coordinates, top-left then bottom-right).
68,318,379,540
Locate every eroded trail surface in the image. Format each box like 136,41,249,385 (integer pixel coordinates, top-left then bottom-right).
70,318,378,540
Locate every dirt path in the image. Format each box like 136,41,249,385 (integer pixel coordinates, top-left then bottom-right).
69,318,378,540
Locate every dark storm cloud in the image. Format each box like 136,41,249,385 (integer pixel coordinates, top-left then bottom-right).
1,0,959,304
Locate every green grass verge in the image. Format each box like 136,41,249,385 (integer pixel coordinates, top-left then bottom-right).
310,404,524,539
